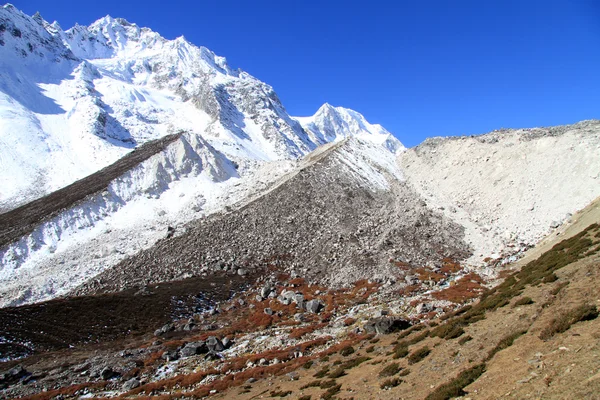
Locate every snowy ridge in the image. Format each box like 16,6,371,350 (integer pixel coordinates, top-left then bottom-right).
1,5,393,210
294,103,405,154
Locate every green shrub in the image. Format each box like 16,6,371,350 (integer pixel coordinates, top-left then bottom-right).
378,362,402,377
300,380,321,390
392,343,408,359
380,377,402,389
408,346,431,364
425,363,486,400
339,345,355,356
487,330,526,360
458,335,472,345
313,367,329,378
319,380,338,389
513,297,534,307
321,384,341,400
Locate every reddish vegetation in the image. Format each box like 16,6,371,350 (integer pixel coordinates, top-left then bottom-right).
398,284,423,296
440,258,462,274
392,259,412,269
343,317,356,326
289,323,328,339
432,273,485,303
415,267,446,283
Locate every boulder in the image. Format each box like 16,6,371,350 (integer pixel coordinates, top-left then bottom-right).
305,299,324,314
264,308,274,315
100,367,117,380
180,341,207,358
206,336,224,352
222,337,233,349
416,303,433,314
122,378,141,391
363,317,411,335
0,365,30,389
161,350,179,362
260,285,273,299
154,323,175,337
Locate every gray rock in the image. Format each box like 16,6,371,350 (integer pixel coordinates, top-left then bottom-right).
237,268,247,276
0,365,30,389
154,323,175,336
255,294,264,302
206,336,224,352
260,285,272,298
416,303,433,314
264,307,274,315
100,367,117,380
161,350,179,362
222,337,232,349
122,378,141,391
363,317,411,335
305,299,324,314
180,341,207,358
294,293,305,304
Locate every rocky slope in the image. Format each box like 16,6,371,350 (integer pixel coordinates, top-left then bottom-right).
400,120,600,267
1,203,598,400
0,5,402,307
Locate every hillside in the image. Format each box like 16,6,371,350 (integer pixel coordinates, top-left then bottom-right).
1,199,598,399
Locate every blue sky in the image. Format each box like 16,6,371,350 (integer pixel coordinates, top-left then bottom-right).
13,0,600,146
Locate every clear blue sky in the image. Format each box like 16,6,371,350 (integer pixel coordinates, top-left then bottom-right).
12,0,600,146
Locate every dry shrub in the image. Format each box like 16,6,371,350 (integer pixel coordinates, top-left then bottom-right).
416,267,446,283
425,363,486,400
539,304,599,340
407,346,431,364
440,258,462,274
380,377,402,389
398,284,423,296
289,323,327,340
379,362,402,377
432,273,484,303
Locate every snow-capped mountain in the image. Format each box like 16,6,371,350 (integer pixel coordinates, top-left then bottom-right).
295,103,405,154
0,4,400,211
0,5,404,306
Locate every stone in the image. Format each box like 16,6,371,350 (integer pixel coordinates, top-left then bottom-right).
154,323,175,337
294,293,305,304
100,367,117,380
416,303,433,314
237,268,247,276
122,378,141,391
180,341,207,357
0,365,30,389
364,317,411,335
206,336,224,352
260,285,272,299
222,337,232,349
255,294,264,302
264,308,274,315
305,299,324,314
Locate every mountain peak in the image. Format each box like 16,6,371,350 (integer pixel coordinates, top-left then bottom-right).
296,104,405,153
